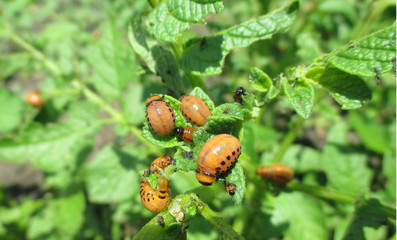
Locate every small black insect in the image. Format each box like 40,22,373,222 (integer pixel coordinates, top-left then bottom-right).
373,67,381,85
157,216,165,227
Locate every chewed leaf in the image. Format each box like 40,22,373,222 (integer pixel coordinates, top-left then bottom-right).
224,163,246,205
180,1,299,76
283,78,314,119
174,148,197,172
163,95,185,127
167,0,223,23
327,23,396,77
212,103,244,120
142,124,180,148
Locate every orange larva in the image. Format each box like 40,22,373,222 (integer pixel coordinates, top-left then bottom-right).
140,176,171,213
174,126,196,143
196,134,241,185
26,91,43,107
150,155,173,174
224,182,237,196
256,163,294,184
146,96,175,136
233,87,246,104
180,95,211,126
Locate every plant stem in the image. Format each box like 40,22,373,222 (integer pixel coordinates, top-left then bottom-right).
191,195,244,240
288,181,356,204
72,80,162,155
5,27,62,76
271,116,305,163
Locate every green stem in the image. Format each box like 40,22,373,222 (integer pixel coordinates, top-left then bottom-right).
5,27,62,76
288,182,356,204
191,195,244,240
72,80,162,155
272,116,305,163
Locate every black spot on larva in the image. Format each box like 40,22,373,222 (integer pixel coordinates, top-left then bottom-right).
221,161,226,165
237,148,239,152
160,190,167,194
193,122,196,125
147,193,150,197
189,117,192,121
227,156,231,160
169,108,172,112
232,151,235,156
158,195,167,199
216,167,221,170
152,197,155,200
148,198,150,202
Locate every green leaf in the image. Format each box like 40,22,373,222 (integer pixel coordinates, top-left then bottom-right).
189,87,215,111
249,67,272,92
0,89,24,133
383,151,396,199
205,115,243,139
128,19,188,94
306,67,371,109
0,198,42,226
297,32,321,64
281,144,321,173
283,78,314,119
128,18,157,73
327,23,396,77
267,76,283,100
167,0,223,23
27,192,85,239
180,0,299,76
212,103,243,120
142,124,180,148
85,145,140,203
342,198,390,240
86,20,137,100
0,122,98,172
174,148,197,172
271,192,327,240
224,163,246,205
348,110,390,153
147,0,223,43
321,122,372,195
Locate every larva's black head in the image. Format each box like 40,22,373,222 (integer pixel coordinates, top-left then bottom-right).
174,127,183,136
233,87,246,104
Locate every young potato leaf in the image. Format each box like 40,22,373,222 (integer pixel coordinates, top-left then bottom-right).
167,0,223,23
85,145,140,203
147,0,224,43
212,103,244,120
321,123,372,195
0,89,24,133
86,20,138,100
267,76,284,100
327,23,396,77
0,122,99,172
283,78,314,119
188,87,215,111
142,123,180,148
174,148,197,172
271,192,327,240
180,1,299,76
205,115,243,139
249,67,272,92
306,67,371,109
224,163,246,205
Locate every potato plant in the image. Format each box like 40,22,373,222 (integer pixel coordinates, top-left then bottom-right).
0,0,395,239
